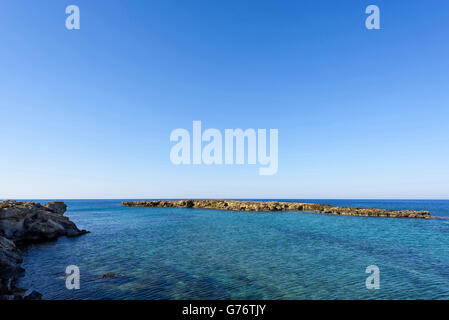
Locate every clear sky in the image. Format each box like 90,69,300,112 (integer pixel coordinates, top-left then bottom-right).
1,0,448,199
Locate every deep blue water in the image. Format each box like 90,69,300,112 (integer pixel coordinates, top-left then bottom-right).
16,199,449,300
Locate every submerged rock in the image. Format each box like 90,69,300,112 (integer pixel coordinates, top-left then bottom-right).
23,290,43,300
101,273,119,279
0,200,89,300
123,200,432,219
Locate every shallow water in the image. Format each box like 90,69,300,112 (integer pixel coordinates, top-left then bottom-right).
17,199,449,300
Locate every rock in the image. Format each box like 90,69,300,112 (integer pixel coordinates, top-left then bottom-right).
0,200,89,300
185,200,195,208
122,200,432,219
101,273,118,279
0,200,89,246
44,202,67,215
24,290,42,300
66,229,90,238
0,236,23,296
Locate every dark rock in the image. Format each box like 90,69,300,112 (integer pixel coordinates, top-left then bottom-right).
66,229,90,238
0,236,23,296
44,202,67,215
101,273,118,279
0,200,88,246
185,200,195,208
24,290,43,300
0,200,88,300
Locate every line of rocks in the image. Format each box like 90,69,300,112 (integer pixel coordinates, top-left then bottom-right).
0,200,89,300
123,200,432,219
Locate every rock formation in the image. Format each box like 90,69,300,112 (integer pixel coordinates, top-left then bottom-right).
0,200,89,300
101,273,118,279
0,236,24,298
123,200,432,219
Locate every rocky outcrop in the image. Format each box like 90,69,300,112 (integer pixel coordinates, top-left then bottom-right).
0,200,89,300
0,200,88,247
0,236,24,299
123,200,432,219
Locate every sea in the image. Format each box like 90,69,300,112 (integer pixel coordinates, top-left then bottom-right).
15,199,449,300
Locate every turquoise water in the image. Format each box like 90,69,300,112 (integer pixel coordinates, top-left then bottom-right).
17,200,449,300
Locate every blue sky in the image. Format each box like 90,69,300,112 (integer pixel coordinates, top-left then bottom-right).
1,0,448,199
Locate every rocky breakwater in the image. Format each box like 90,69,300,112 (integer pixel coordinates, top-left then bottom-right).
0,200,89,300
123,200,432,219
